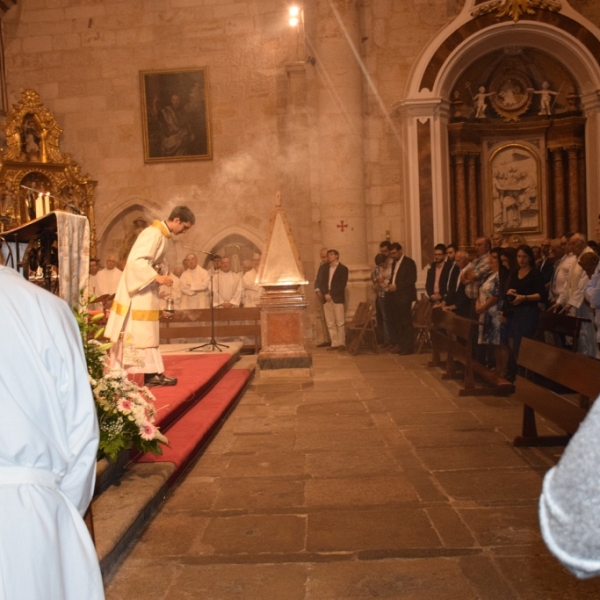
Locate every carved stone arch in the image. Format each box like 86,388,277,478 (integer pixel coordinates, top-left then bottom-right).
400,3,600,274
200,226,264,273
96,198,163,265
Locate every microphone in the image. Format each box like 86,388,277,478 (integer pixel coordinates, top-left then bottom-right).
184,245,214,257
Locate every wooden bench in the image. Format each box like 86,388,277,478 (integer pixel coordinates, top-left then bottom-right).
159,308,261,352
428,307,512,396
535,310,591,353
513,337,600,446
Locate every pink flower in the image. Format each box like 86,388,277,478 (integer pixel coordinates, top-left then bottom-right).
117,398,133,413
140,423,157,441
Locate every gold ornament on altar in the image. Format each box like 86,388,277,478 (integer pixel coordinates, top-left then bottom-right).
472,0,562,22
0,89,98,253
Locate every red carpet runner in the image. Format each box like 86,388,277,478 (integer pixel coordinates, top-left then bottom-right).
136,354,252,483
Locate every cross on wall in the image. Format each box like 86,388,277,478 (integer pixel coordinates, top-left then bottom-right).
337,220,348,232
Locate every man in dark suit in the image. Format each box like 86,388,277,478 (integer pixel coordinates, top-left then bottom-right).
425,243,450,304
442,249,471,317
537,238,554,305
385,242,417,355
314,248,331,347
316,249,349,351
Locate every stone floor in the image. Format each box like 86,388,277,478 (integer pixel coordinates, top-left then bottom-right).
105,348,600,599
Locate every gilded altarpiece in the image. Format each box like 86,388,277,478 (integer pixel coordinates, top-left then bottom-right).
0,89,97,254
448,46,585,247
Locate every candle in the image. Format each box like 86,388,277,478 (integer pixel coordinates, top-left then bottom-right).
35,193,43,219
43,193,50,214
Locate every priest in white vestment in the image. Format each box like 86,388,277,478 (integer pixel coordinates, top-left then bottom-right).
180,253,210,309
105,206,195,386
213,256,242,308
0,265,104,600
95,254,122,296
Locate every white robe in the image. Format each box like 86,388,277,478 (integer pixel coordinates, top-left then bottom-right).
95,266,122,296
180,265,209,309
0,265,103,600
213,270,242,307
242,268,262,307
105,220,170,349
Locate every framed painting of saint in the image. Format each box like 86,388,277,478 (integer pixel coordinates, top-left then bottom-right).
490,143,541,234
140,68,212,163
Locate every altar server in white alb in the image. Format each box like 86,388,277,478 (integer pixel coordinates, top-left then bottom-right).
105,206,195,387
180,252,210,308
241,252,263,307
213,256,242,308
0,265,104,600
95,253,122,296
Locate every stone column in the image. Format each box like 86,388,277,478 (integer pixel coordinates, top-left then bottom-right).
567,146,580,232
453,153,468,247
314,0,369,310
466,153,479,245
552,149,566,236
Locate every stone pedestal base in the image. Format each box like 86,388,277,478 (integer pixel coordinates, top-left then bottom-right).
257,285,312,377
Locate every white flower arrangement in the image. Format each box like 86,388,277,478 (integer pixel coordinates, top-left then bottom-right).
75,296,168,462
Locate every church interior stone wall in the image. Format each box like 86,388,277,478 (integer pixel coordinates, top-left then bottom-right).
2,0,600,335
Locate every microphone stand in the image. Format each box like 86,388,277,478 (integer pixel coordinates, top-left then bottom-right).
185,247,229,353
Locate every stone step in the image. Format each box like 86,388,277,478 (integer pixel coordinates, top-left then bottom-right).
93,352,256,581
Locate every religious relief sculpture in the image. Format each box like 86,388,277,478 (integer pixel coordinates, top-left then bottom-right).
489,72,533,122
0,89,98,253
491,144,541,234
472,0,562,22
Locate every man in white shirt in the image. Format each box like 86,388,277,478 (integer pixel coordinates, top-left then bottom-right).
551,233,597,356
95,254,122,297
241,252,262,307
213,256,242,308
548,237,576,305
180,253,209,309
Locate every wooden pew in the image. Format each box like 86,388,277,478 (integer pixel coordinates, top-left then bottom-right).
428,307,512,396
535,310,590,353
159,307,261,352
513,337,600,446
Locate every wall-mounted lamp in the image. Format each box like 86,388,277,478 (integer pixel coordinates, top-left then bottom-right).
289,6,300,27
287,5,315,65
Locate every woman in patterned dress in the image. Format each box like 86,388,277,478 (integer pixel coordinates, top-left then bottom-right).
476,248,509,376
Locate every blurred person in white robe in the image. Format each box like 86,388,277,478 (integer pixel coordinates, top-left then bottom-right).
213,256,241,308
105,206,195,387
241,252,262,307
180,252,209,309
0,265,104,600
95,254,122,297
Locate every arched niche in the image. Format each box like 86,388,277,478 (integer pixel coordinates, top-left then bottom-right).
399,4,600,271
200,227,264,273
96,200,162,267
